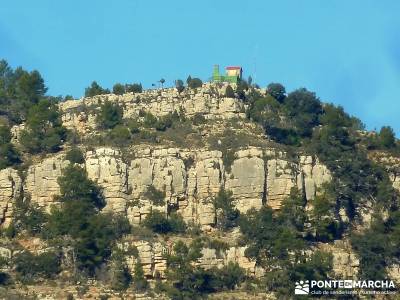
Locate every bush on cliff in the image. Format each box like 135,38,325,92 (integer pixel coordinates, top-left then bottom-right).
267,82,286,103
0,125,20,169
188,77,202,89
143,210,186,234
159,241,246,298
65,147,85,164
225,85,235,98
112,83,125,95
14,251,60,282
125,83,142,93
19,99,67,154
44,165,130,275
108,125,131,146
0,59,48,124
85,81,110,97
213,188,239,231
96,100,123,129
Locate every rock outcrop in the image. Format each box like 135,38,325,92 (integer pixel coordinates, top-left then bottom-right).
226,148,265,212
0,146,332,229
24,154,69,210
0,168,21,227
369,152,400,192
320,240,359,279
119,239,168,278
300,155,332,201
86,148,129,213
59,84,247,134
119,239,262,280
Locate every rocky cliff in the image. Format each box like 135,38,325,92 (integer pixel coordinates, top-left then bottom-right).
1,83,400,298
9,146,331,229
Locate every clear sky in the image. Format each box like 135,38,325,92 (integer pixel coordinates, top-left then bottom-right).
1,1,400,135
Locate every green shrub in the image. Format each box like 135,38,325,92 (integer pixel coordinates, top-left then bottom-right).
110,250,131,291
42,165,132,275
136,130,157,143
13,196,48,236
141,111,158,128
143,211,171,234
213,188,239,230
56,164,104,209
379,126,396,149
188,77,202,89
65,147,85,164
126,119,140,134
96,100,123,129
283,88,323,137
14,251,60,282
265,126,300,146
0,60,47,124
125,83,142,93
175,79,184,93
183,156,195,170
168,213,187,234
0,125,20,169
85,81,110,97
112,83,125,95
214,262,246,290
142,211,186,234
310,185,340,242
351,215,393,280
192,113,206,126
133,258,148,291
222,148,236,173
205,239,229,257
108,125,131,146
162,241,244,298
225,85,235,98
19,99,67,154
247,95,280,125
236,80,249,100
267,82,286,102
144,186,165,206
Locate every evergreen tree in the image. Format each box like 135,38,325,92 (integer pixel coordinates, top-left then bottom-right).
110,250,131,291
84,81,109,97
133,258,148,291
0,125,20,169
96,100,123,129
267,83,286,103
379,126,396,149
213,188,239,230
19,99,67,154
112,83,125,95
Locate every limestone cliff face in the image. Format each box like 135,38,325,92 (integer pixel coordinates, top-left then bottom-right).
59,84,246,134
118,238,263,280
86,148,129,213
0,168,21,227
320,240,359,279
4,146,332,230
24,154,69,210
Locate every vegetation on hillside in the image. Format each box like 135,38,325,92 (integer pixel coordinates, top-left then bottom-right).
0,59,399,297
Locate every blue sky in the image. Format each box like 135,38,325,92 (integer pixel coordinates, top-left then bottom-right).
1,1,400,135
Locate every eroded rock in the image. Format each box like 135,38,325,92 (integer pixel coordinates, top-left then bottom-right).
0,168,21,227
25,154,69,210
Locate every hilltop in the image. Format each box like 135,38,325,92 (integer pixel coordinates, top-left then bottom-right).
0,60,400,299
